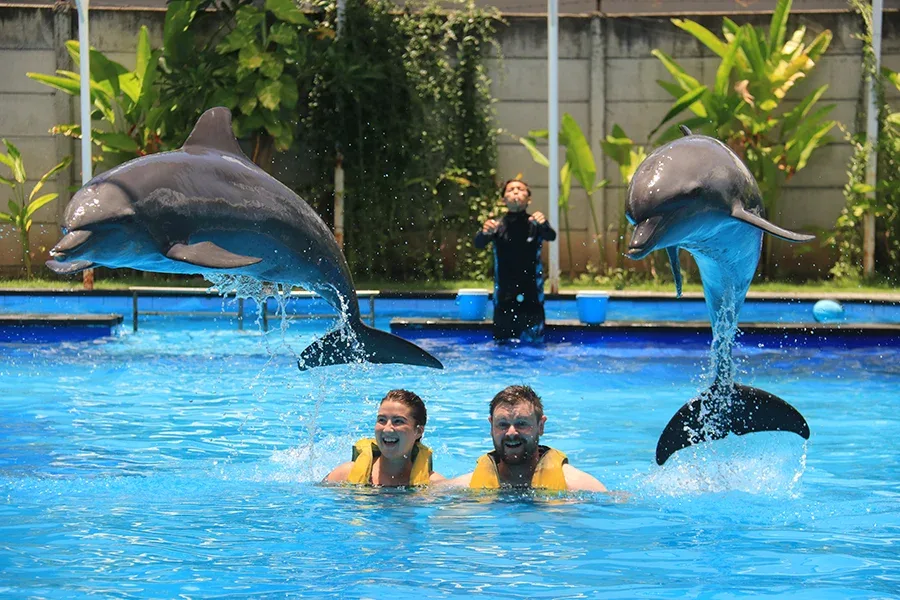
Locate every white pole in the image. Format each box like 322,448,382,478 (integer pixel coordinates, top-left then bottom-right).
75,0,94,289
547,0,560,293
76,0,92,185
864,0,883,277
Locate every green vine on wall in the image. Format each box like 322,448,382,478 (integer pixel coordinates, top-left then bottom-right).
299,0,500,281
831,0,900,282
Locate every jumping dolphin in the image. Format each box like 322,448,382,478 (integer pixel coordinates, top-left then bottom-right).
625,127,810,465
46,107,443,371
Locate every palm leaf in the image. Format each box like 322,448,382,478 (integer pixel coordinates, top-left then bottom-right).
29,156,72,202
768,0,792,58
673,18,729,57
24,193,58,220
650,86,708,139
519,137,550,168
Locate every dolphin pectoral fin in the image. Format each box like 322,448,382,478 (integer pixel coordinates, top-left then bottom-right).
732,207,815,243
298,322,443,371
655,383,810,466
666,246,683,298
46,259,95,275
166,242,262,269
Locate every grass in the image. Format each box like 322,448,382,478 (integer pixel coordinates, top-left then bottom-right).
1,274,897,296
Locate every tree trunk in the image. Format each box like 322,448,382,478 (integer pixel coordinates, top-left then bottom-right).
251,132,276,173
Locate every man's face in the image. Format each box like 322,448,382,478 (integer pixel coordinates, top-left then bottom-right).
489,401,546,466
502,181,531,213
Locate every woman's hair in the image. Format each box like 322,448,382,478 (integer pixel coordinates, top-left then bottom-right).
381,389,427,428
501,178,531,197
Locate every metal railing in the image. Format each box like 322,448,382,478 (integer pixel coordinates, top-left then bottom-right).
128,287,379,332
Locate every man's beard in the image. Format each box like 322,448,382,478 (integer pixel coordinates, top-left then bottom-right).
494,435,540,466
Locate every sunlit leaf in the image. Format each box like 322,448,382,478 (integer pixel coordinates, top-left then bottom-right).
519,137,549,167
24,193,58,220
673,18,729,57
650,86,708,138
768,0,791,58
265,0,310,26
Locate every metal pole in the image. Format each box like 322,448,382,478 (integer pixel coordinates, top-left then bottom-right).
132,290,138,332
75,0,94,290
547,0,560,293
864,0,883,278
334,153,345,248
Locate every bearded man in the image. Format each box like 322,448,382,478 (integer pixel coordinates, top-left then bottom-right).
441,385,607,492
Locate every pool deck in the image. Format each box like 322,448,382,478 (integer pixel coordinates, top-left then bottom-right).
0,313,124,343
2,286,899,345
390,317,900,348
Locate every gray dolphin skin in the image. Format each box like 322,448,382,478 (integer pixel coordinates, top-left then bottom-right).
625,127,810,465
47,107,443,371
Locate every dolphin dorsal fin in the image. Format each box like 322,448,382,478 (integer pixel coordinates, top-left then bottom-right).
679,125,693,137
183,107,246,157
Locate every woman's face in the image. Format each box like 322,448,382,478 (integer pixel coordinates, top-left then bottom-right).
375,400,423,460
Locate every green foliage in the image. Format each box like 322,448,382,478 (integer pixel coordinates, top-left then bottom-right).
0,140,72,278
27,26,165,170
299,0,500,281
210,0,311,153
600,125,648,270
648,0,836,277
831,0,900,283
520,114,609,273
159,0,323,165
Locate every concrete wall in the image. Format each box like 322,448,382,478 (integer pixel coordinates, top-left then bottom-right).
0,6,888,278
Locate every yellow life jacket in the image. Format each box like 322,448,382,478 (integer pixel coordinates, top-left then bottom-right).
469,446,568,491
347,438,433,486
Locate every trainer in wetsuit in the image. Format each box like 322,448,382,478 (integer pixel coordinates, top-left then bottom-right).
474,179,557,343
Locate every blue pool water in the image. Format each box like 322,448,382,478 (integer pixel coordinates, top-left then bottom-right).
1,315,898,598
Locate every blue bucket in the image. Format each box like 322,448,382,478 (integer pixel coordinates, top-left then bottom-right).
576,291,610,324
456,289,490,321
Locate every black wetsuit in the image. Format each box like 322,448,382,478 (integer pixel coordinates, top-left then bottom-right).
474,211,557,342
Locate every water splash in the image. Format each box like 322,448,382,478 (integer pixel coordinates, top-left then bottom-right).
639,434,808,497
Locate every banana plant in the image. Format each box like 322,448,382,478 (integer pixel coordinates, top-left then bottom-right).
520,113,609,273
649,0,836,276
27,26,166,170
0,140,72,278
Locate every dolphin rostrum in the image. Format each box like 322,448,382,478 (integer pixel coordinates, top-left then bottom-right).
625,127,810,465
46,107,443,371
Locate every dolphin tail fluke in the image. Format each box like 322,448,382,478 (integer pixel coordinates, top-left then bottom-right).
655,383,810,465
298,322,443,371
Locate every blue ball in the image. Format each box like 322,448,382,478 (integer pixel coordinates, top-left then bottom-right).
813,299,845,323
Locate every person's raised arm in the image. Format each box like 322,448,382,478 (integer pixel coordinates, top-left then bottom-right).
474,218,500,249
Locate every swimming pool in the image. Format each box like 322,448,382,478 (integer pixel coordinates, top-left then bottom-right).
1,316,898,597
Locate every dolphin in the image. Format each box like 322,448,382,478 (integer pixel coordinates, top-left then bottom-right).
625,127,810,465
46,107,443,371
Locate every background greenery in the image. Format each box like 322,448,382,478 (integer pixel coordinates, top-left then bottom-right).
7,0,898,291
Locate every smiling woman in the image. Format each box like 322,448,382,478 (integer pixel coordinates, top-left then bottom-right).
324,389,444,487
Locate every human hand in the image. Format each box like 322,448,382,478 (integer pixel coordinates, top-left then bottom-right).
530,212,546,225
482,219,500,234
